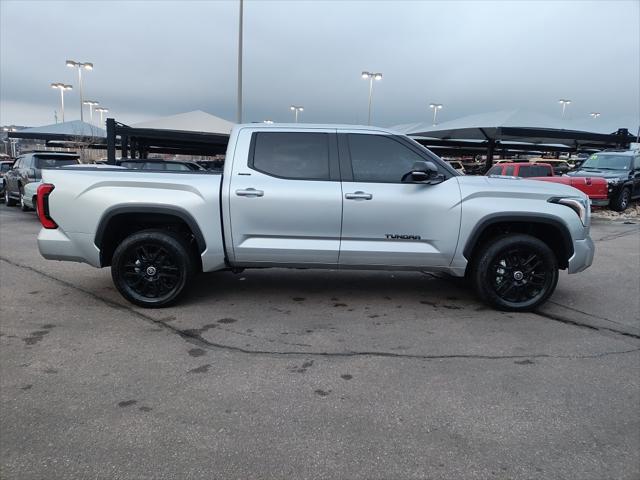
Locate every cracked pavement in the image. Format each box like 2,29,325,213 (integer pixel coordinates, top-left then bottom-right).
1,207,639,480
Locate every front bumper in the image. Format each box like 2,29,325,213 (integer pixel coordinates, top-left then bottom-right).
567,236,595,274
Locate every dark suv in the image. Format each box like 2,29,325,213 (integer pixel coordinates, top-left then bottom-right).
4,152,79,209
567,150,640,211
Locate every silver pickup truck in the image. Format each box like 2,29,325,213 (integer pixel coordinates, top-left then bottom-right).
36,124,594,311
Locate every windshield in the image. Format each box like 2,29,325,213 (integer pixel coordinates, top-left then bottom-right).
35,156,79,168
581,154,631,170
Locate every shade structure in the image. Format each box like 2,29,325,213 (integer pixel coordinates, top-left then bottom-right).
132,110,234,135
9,120,106,140
392,110,637,149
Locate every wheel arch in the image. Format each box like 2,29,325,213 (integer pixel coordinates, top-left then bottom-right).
463,213,574,270
95,205,206,268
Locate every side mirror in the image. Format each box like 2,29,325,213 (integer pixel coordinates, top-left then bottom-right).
403,161,440,183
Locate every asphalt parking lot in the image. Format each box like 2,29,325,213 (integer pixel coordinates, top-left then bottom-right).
1,206,639,480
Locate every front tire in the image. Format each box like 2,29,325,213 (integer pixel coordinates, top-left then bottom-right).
471,234,559,311
111,229,195,308
610,187,630,212
5,188,17,207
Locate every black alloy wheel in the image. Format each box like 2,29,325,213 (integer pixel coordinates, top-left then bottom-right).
111,230,195,308
611,187,630,212
472,234,558,311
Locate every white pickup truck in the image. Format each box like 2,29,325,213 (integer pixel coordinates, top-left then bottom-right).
36,124,594,311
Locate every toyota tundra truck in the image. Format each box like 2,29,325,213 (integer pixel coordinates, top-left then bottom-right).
36,124,595,311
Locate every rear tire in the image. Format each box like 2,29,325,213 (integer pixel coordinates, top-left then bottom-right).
5,188,17,207
610,187,630,212
111,229,195,308
20,189,30,211
471,234,558,311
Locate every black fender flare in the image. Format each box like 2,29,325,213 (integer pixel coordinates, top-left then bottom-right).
94,204,207,254
462,213,574,261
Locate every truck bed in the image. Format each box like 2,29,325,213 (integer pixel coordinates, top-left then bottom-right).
37,168,227,271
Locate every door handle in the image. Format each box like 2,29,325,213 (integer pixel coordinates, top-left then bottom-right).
345,191,373,200
235,188,264,197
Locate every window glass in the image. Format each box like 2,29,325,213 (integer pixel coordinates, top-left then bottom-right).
634,156,640,170
252,132,330,180
519,165,550,177
0,164,10,173
348,134,426,183
35,156,79,168
505,166,515,176
165,162,191,171
487,166,502,175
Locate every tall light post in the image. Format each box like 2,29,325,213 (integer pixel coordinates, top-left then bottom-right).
83,100,99,124
290,105,304,123
50,83,72,122
429,103,443,126
95,107,109,126
590,112,601,119
558,99,571,119
361,71,382,125
66,60,93,121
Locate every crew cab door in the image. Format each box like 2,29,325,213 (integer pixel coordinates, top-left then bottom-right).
338,133,461,268
228,129,342,265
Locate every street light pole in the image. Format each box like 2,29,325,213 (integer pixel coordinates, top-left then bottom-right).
361,71,382,125
51,83,73,122
558,99,571,119
237,0,243,123
66,60,93,121
83,100,99,124
95,107,109,126
290,105,304,123
429,103,443,126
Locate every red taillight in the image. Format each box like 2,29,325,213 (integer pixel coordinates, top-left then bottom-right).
37,183,58,229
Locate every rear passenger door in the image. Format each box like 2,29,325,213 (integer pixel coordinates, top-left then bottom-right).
338,133,462,268
228,129,343,266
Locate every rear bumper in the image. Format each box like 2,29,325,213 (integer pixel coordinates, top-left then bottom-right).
37,228,101,267
567,236,595,274
590,198,609,207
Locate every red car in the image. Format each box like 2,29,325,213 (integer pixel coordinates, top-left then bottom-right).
486,162,608,205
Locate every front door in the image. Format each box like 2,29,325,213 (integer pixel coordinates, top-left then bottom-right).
228,129,343,266
338,133,461,268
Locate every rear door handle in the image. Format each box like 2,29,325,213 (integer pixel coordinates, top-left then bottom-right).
345,191,373,200
236,188,264,197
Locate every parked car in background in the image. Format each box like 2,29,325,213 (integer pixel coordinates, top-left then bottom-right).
119,159,205,171
4,151,79,207
21,180,41,212
528,158,572,175
0,159,15,200
195,160,225,171
486,162,608,205
567,150,640,211
446,160,466,174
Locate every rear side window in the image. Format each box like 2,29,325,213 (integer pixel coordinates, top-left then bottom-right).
504,166,515,176
251,132,330,180
523,165,552,177
487,166,502,175
35,156,79,168
347,134,426,183
164,162,191,171
0,164,10,172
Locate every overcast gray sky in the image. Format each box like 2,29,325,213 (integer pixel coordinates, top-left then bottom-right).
1,0,639,131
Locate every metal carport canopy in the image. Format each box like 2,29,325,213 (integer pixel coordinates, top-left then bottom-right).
392,110,636,148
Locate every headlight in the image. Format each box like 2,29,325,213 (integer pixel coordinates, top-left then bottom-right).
548,196,590,226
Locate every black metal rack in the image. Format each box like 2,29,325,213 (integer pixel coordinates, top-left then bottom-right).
106,118,229,164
